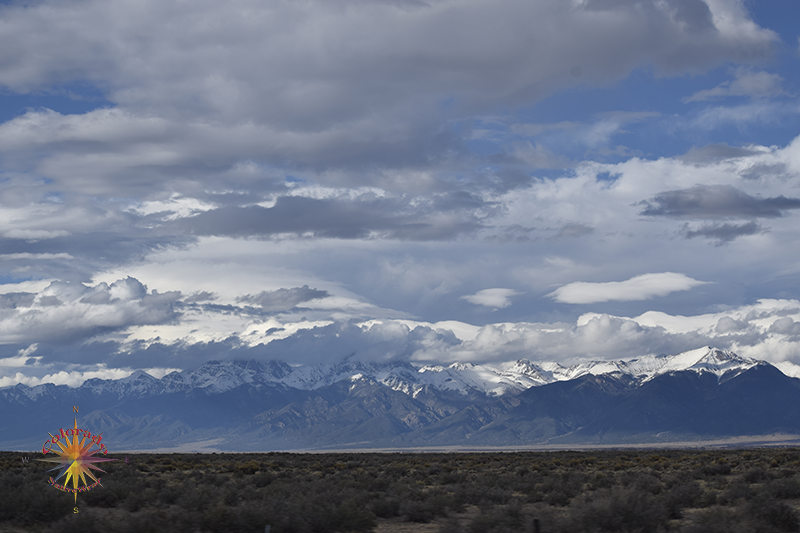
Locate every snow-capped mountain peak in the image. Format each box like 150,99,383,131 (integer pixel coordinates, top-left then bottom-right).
655,346,758,377
3,347,794,402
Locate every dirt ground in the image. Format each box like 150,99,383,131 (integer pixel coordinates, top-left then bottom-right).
374,521,443,533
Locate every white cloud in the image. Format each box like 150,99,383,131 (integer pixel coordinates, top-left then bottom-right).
684,68,786,102
126,194,216,220
547,273,709,304
0,0,796,389
0,277,180,345
461,288,521,309
239,298,800,366
2,229,72,239
2,297,800,386
692,101,800,130
0,366,179,389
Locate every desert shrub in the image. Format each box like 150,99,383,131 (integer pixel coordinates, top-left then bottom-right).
539,471,584,507
766,476,800,500
717,482,753,505
123,491,147,513
5,449,800,533
699,488,718,507
44,508,105,533
747,496,800,533
330,499,376,532
562,486,669,533
399,499,435,522
699,460,732,477
452,482,488,506
155,483,182,505
80,485,120,508
371,497,400,518
468,499,525,533
620,471,663,495
588,472,615,490
440,471,468,485
0,472,74,525
664,479,704,518
251,472,273,487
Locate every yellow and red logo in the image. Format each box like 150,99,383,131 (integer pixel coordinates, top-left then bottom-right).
39,411,116,505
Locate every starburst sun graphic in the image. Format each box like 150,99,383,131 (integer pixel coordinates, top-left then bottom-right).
39,418,117,503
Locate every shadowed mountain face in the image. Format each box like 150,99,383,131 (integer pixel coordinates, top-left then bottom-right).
3,354,800,451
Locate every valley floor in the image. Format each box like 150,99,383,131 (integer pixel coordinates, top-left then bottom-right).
3,448,800,532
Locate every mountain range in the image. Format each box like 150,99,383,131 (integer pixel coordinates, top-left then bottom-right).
3,347,800,451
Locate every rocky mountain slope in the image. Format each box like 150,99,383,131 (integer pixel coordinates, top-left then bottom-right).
2,347,798,451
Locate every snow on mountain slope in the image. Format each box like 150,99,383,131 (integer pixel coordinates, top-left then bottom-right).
772,360,800,379
3,347,795,400
532,347,761,384
415,361,550,396
172,346,764,397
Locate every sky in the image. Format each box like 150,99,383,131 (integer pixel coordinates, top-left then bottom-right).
2,0,800,387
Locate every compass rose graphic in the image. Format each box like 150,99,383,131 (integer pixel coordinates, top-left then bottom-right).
39,412,117,504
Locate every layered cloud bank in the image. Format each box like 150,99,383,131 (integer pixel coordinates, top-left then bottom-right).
2,275,800,388
1,0,799,386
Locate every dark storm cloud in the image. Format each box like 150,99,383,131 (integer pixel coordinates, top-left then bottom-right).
639,185,800,219
237,286,330,312
172,194,484,241
681,221,765,245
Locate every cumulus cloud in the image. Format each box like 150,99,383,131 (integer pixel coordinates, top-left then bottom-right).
461,288,521,309
4,298,800,384
769,317,800,336
0,277,180,345
547,273,709,304
639,185,800,219
254,321,462,365
437,314,709,363
172,298,800,366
